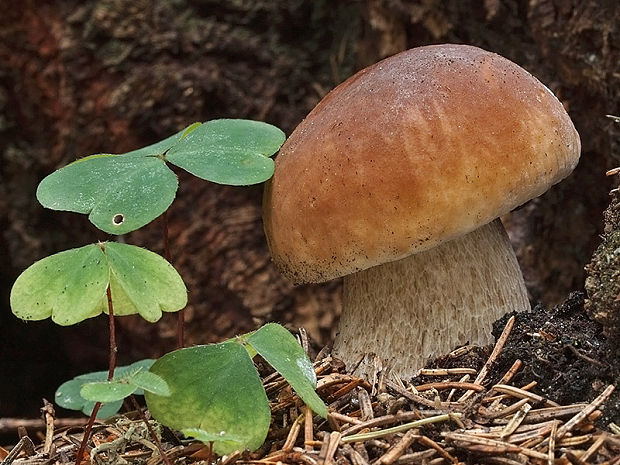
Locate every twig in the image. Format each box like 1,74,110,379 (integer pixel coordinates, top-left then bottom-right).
342,410,451,436
581,433,607,462
486,359,523,408
342,444,369,465
341,414,458,443
445,432,547,460
500,402,531,437
0,418,86,435
322,432,341,465
447,374,470,402
481,397,530,420
491,384,559,407
459,316,515,402
554,385,615,441
304,406,315,451
565,344,607,367
564,451,589,465
282,413,305,452
418,368,477,376
221,450,242,465
385,380,459,410
1,436,36,465
416,436,459,464
328,412,362,426
496,359,523,385
523,404,589,423
357,388,374,421
40,400,55,455
375,429,419,465
394,449,437,463
557,434,593,447
413,382,485,393
317,374,371,392
327,379,364,402
547,419,558,465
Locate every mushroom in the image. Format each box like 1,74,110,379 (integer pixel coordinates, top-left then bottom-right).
262,44,580,380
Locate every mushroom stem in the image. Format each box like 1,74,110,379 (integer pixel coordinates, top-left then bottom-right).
334,218,530,380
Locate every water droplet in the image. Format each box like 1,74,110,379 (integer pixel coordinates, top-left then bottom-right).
296,358,316,384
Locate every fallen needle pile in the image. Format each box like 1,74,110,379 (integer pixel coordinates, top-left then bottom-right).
2,317,618,465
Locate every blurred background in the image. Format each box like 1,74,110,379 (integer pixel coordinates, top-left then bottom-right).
0,0,618,419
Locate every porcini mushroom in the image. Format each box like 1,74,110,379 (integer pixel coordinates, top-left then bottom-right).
263,44,580,380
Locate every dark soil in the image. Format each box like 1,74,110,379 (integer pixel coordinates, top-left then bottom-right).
410,291,619,426
492,292,619,424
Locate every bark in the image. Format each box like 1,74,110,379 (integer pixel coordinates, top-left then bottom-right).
585,182,619,343
0,0,617,416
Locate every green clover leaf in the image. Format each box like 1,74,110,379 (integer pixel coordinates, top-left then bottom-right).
36,120,285,235
10,242,187,325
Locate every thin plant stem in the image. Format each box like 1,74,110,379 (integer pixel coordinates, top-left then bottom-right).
107,285,117,380
74,402,102,465
129,395,173,465
75,284,117,465
162,210,171,262
161,211,184,349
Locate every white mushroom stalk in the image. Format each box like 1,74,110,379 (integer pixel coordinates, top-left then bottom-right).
337,219,529,379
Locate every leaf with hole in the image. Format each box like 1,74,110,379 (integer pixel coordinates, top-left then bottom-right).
247,323,328,418
37,152,178,235
10,242,187,325
36,120,285,234
145,341,270,455
55,359,155,418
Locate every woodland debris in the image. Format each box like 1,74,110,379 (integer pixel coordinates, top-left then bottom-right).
3,319,619,465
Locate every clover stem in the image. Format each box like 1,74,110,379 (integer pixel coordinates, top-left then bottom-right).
74,402,102,465
106,284,117,380
129,395,173,465
161,211,185,349
74,285,117,465
162,210,171,262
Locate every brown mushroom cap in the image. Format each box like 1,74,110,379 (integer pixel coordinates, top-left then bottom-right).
263,44,580,284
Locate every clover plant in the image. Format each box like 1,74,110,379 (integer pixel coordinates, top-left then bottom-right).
36,120,284,235
9,119,328,461
145,323,328,455
36,119,285,347
55,359,162,418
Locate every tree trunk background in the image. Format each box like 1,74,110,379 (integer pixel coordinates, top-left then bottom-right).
0,0,617,417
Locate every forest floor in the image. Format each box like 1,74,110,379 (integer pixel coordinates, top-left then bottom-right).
2,292,619,465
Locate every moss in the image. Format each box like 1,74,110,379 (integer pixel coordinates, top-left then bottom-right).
584,188,620,343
